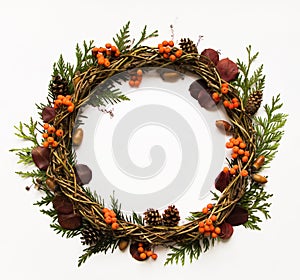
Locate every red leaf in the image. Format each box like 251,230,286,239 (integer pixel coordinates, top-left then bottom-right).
215,171,230,192
52,194,74,214
31,146,50,171
200,48,219,65
219,222,234,239
198,90,217,109
58,213,82,230
225,205,249,226
189,79,209,100
216,58,239,82
42,107,56,123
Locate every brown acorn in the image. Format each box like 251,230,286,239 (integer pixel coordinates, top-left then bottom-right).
252,174,268,184
118,239,129,251
215,120,233,134
72,128,84,146
46,178,57,192
252,155,265,170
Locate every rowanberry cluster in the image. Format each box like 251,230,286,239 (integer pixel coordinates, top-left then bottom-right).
92,43,120,67
102,208,119,230
54,94,74,112
158,40,182,61
42,123,64,148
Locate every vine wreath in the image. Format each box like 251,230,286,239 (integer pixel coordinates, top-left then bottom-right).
11,22,287,266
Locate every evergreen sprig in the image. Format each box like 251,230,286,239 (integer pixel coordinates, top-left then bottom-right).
254,94,287,167
164,238,213,266
88,87,129,107
234,45,265,103
50,223,81,239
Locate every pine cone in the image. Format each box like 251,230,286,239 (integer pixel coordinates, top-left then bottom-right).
50,75,69,97
144,208,162,226
80,227,102,245
162,205,180,227
245,91,263,115
179,38,198,54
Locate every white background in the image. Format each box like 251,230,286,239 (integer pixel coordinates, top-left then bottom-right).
1,0,299,279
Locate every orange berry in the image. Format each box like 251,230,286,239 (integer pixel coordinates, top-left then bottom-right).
67,105,75,113
238,149,245,155
151,253,158,260
199,227,205,234
47,137,54,144
47,126,56,134
229,103,234,110
111,222,119,230
55,99,62,107
111,45,117,52
43,123,49,130
233,164,239,170
158,43,163,48
105,43,112,49
111,217,117,223
168,40,174,47
204,225,210,232
233,102,239,108
134,80,141,87
240,169,249,177
138,243,144,247
233,139,240,146
136,69,143,76
65,95,72,100
104,212,111,218
164,47,171,53
43,141,49,148
57,95,64,100
169,54,176,62
232,97,239,103
209,225,215,231
242,156,249,163
102,208,109,213
221,86,229,94
159,46,165,53
232,146,239,153
223,100,230,107
222,83,228,88
175,49,183,58
212,92,220,102
207,203,213,209
138,247,144,253
98,57,105,65
232,153,238,159
211,215,217,222
163,53,169,59
198,221,205,228
226,142,234,148
52,141,58,148
140,253,147,260
114,50,120,57
236,137,243,143
162,40,168,46
202,207,208,214
214,227,221,234
109,210,116,218
223,167,229,173
206,219,212,226
244,151,250,157
239,142,246,149
42,133,48,139
129,80,135,87
230,168,236,175
55,129,64,137
104,59,110,67
106,49,111,56
211,232,218,238
105,217,112,224
146,250,153,257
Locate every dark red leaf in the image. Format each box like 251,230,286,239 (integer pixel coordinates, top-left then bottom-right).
58,213,82,230
216,58,239,82
225,205,249,226
42,106,56,123
215,171,230,192
75,164,92,185
219,222,234,239
200,48,219,65
31,146,50,171
52,194,73,214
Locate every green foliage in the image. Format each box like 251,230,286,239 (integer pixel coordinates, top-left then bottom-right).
12,118,39,147
164,238,213,265
239,181,273,230
234,45,265,103
254,94,287,167
113,21,158,53
78,234,119,267
74,40,95,73
50,223,81,239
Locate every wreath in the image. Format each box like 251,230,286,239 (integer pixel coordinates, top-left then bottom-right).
11,22,287,266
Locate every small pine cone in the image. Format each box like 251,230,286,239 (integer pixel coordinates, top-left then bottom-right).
80,227,101,245
179,38,198,54
162,205,180,227
144,208,162,226
50,75,69,97
245,91,263,115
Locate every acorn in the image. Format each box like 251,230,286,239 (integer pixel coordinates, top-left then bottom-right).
252,174,268,184
159,69,183,82
46,178,57,192
252,155,265,170
72,128,84,146
215,120,233,134
118,239,129,251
